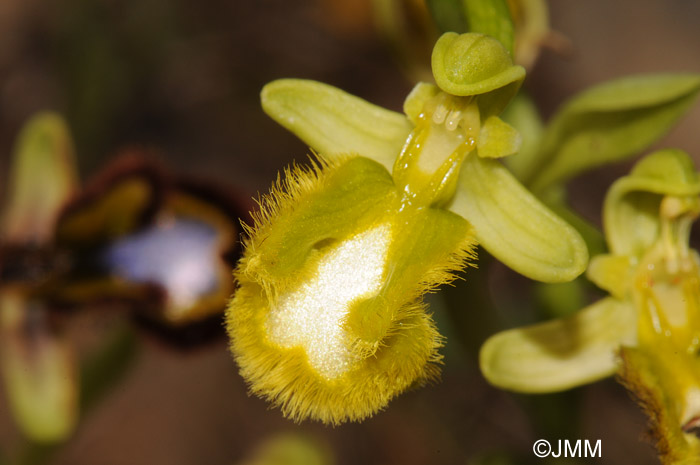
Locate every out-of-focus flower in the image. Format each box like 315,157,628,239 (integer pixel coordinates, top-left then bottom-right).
0,112,247,444
45,153,247,341
480,149,700,463
226,32,588,425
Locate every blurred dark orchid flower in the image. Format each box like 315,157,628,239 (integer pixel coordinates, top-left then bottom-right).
44,153,247,343
0,112,246,445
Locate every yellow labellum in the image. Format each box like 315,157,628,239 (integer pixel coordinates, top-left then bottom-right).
226,156,475,424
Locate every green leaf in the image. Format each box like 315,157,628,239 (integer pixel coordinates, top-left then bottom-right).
261,79,412,172
462,0,515,56
1,112,78,244
448,155,588,282
480,297,636,393
523,74,700,193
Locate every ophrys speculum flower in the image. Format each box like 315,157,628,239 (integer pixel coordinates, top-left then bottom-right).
227,32,588,424
229,155,474,423
481,149,700,463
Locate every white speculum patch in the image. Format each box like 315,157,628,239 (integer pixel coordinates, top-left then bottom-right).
266,224,392,379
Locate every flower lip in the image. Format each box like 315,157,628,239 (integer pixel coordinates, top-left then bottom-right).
227,155,476,424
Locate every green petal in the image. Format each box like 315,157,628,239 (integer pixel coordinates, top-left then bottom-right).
476,115,522,158
604,148,700,257
586,254,635,300
448,155,588,282
524,73,700,192
1,112,77,244
261,79,412,171
480,297,636,393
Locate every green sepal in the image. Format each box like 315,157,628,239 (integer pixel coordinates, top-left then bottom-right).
604,148,700,257
261,79,412,171
462,0,515,56
525,73,700,193
448,155,588,282
480,297,636,393
2,112,78,244
476,115,521,158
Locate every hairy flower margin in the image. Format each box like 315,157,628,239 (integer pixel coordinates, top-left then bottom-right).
226,32,589,424
480,149,700,463
228,156,475,423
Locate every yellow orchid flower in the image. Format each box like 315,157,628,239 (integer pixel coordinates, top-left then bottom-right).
226,32,588,425
481,149,700,463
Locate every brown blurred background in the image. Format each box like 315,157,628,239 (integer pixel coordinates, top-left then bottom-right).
1,1,700,464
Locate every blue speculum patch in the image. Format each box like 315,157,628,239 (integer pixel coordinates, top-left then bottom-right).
102,218,219,309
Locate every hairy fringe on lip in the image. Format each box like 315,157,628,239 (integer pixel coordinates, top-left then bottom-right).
227,154,477,424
